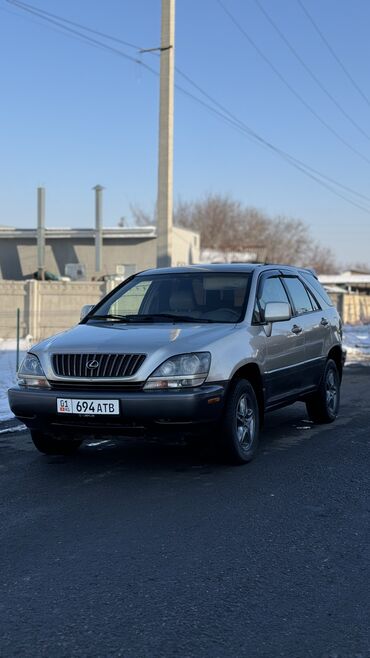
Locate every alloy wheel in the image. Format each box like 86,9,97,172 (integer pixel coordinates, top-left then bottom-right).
236,393,256,450
326,369,338,414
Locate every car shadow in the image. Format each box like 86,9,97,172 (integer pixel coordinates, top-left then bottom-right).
35,401,314,474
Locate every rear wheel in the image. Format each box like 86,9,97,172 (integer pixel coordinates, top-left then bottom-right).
306,358,340,424
218,379,260,464
30,430,83,455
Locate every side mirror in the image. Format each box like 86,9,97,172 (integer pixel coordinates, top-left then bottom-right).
80,304,94,321
264,301,291,323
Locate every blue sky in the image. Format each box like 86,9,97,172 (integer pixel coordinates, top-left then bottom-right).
1,0,370,266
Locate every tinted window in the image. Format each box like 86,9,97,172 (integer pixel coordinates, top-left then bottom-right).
306,286,320,311
300,272,333,307
254,276,289,322
283,277,313,315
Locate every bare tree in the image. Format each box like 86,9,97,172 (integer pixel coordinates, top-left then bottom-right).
173,195,248,250
128,193,340,272
344,262,370,273
129,204,154,227
304,244,338,274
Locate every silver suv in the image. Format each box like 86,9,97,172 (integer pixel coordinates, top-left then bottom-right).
8,264,344,464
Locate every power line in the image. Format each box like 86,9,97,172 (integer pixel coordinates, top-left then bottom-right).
7,0,142,51
253,0,370,143
175,70,370,208
9,0,370,188
1,2,117,46
6,0,158,74
215,0,370,167
178,88,370,213
297,0,370,110
11,0,370,207
6,0,370,214
180,100,370,213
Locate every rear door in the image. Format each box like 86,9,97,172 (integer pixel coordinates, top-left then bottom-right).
281,275,328,389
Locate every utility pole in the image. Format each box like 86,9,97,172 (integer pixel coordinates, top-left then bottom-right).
37,186,45,281
93,185,104,275
156,0,175,268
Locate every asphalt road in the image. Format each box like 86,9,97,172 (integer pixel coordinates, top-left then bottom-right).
0,366,369,658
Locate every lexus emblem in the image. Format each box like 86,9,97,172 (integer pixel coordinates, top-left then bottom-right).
87,360,99,370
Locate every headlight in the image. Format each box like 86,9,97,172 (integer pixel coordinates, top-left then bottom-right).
17,353,50,388
144,352,211,390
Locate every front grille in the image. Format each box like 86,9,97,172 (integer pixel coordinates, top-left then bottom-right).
52,353,146,378
49,381,144,391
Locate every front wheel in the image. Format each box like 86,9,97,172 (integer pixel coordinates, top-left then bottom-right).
218,379,260,465
30,430,83,455
306,359,340,424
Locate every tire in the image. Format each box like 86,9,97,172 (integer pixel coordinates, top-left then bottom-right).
30,430,83,456
218,379,260,465
306,358,340,424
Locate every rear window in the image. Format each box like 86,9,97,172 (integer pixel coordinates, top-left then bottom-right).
300,272,333,307
282,277,313,315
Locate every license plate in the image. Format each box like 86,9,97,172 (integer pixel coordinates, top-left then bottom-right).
57,398,119,415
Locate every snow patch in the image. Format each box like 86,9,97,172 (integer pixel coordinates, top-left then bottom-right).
0,424,26,435
0,336,33,421
343,324,370,364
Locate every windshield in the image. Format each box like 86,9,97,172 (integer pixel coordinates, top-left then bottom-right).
87,272,251,324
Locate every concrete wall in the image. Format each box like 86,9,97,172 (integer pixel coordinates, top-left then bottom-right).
0,280,117,341
0,237,157,280
0,281,28,338
330,292,370,324
172,226,200,265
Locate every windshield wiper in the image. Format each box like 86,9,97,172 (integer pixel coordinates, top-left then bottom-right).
86,314,134,322
86,313,215,324
124,313,214,323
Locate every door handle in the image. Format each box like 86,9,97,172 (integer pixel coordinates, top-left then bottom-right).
320,317,329,327
291,324,303,335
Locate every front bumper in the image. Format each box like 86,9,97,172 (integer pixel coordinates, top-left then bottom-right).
8,383,226,435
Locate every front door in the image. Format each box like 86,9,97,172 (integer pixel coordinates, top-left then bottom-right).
254,273,306,404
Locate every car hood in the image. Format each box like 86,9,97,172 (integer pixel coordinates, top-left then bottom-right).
33,322,237,381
